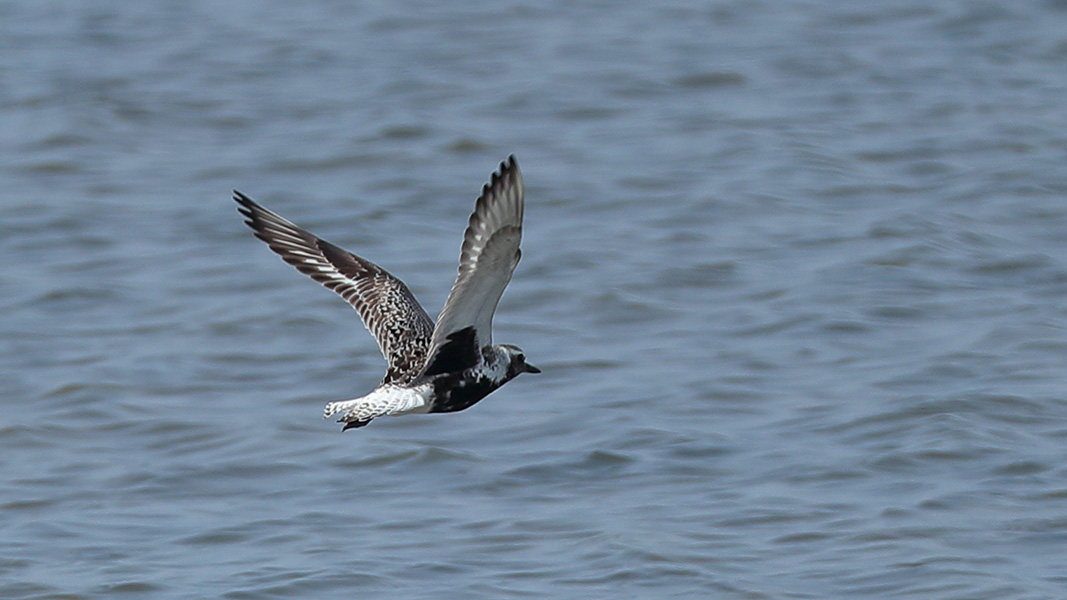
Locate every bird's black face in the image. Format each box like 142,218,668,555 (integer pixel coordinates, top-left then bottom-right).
503,346,540,379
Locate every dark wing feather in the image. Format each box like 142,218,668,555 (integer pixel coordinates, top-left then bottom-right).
234,191,433,384
425,156,524,369
421,326,480,377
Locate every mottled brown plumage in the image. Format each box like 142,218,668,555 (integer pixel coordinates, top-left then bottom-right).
234,191,433,385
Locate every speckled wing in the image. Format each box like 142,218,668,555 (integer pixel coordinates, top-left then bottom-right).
426,156,524,365
234,191,434,385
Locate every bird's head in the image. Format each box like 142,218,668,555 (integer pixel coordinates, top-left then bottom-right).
499,344,541,380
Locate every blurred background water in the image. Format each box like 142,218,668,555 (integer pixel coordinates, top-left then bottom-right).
3,1,1067,598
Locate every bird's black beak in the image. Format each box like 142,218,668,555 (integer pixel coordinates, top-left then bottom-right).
523,363,541,374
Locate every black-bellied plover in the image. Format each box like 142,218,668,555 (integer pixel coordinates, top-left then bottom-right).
234,156,539,430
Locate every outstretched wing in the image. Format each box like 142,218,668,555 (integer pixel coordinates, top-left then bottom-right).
234,191,434,384
423,156,524,374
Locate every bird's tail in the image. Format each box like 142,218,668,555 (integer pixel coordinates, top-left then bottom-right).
323,399,374,431
323,398,357,419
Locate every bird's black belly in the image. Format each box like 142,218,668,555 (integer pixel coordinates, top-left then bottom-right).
430,376,499,413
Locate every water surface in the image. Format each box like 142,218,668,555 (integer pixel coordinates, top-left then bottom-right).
3,1,1067,598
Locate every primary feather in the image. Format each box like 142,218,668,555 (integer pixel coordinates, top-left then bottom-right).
427,155,524,365
234,191,434,385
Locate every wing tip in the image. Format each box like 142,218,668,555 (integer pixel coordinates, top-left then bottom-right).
233,189,254,208
233,190,260,227
497,154,520,183
477,154,523,207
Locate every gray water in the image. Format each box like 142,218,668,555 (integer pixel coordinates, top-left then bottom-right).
3,1,1067,598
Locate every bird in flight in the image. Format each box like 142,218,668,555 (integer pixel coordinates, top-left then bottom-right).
234,156,539,430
